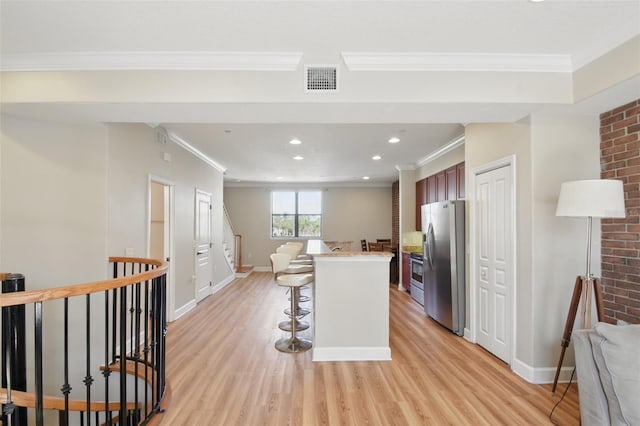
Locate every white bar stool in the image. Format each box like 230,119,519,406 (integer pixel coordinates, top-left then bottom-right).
270,253,313,333
272,269,314,353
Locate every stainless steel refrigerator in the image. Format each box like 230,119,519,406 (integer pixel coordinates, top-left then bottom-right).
421,200,465,336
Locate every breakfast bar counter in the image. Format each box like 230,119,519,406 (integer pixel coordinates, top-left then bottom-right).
307,240,392,361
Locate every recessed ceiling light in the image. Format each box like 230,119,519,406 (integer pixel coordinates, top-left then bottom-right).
293,155,304,160
372,155,382,160
289,138,302,145
388,137,400,144
276,176,284,180
529,0,544,2
362,176,370,180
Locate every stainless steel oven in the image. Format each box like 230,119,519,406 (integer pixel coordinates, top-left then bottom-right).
410,253,424,305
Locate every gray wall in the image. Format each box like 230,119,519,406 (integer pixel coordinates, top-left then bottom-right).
223,185,393,268
0,118,229,319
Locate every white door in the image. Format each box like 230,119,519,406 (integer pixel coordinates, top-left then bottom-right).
149,177,175,321
475,165,512,363
195,190,212,302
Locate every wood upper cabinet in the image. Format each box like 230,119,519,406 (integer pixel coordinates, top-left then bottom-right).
415,178,427,230
416,161,465,226
446,165,457,200
456,162,465,199
435,171,446,201
427,175,437,203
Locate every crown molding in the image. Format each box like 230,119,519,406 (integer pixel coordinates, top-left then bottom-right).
168,131,227,173
395,164,417,172
224,181,393,189
0,51,303,72
341,52,572,73
417,135,465,167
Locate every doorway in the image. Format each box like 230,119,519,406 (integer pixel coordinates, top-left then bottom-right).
149,176,175,321
470,157,515,364
195,189,213,303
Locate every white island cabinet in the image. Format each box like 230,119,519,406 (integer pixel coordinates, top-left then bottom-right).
307,240,392,362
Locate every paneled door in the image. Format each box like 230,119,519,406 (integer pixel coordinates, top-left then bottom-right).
195,190,212,303
475,165,512,363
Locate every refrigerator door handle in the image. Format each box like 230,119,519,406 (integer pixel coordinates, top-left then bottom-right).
426,223,435,270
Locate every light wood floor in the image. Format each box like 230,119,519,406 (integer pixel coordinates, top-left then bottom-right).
157,272,580,425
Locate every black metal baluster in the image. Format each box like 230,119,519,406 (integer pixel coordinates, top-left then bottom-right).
149,280,157,409
134,280,141,421
143,277,150,418
119,286,127,425
84,294,93,426
34,301,44,426
61,298,71,426
129,263,135,360
158,273,167,401
2,273,27,426
111,261,118,364
103,289,112,425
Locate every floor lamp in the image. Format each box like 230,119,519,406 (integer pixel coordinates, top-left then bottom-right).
551,179,626,393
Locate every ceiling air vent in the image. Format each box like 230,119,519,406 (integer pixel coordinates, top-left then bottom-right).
305,65,338,92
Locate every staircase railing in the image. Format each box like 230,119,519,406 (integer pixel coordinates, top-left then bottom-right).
1,257,169,426
223,205,242,272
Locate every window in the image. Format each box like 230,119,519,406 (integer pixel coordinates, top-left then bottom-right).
271,191,322,238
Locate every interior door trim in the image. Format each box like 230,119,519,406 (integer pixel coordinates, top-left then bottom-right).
468,155,516,367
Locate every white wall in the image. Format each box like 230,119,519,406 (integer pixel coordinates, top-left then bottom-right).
0,115,110,415
224,185,392,268
0,118,229,319
465,113,601,380
530,112,601,368
0,115,108,286
107,123,228,312
416,144,465,181
465,120,534,367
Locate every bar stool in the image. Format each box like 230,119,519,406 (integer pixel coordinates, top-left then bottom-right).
275,247,313,305
270,253,312,331
286,241,311,259
270,254,313,353
277,245,313,265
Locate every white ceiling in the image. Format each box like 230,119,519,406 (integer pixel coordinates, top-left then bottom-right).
1,0,639,185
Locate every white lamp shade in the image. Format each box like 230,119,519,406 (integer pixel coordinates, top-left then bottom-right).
556,179,626,218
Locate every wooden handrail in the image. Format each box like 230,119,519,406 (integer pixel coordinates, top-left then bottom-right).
0,257,168,308
0,388,138,412
1,257,168,426
235,234,243,271
223,204,237,237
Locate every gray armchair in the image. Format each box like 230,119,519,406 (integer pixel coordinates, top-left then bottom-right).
573,322,640,426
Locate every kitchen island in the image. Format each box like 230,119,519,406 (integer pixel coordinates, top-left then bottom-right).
307,240,392,361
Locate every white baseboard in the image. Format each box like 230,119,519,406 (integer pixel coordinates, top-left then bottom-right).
172,275,235,321
463,327,474,343
211,273,235,294
254,266,271,272
512,357,575,384
312,346,391,362
174,299,197,321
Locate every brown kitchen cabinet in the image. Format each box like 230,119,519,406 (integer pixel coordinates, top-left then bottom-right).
415,178,427,230
446,165,457,200
435,171,446,201
427,175,437,203
416,161,465,226
401,251,411,292
456,162,465,199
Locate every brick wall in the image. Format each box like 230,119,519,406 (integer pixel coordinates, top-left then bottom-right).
600,98,640,324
